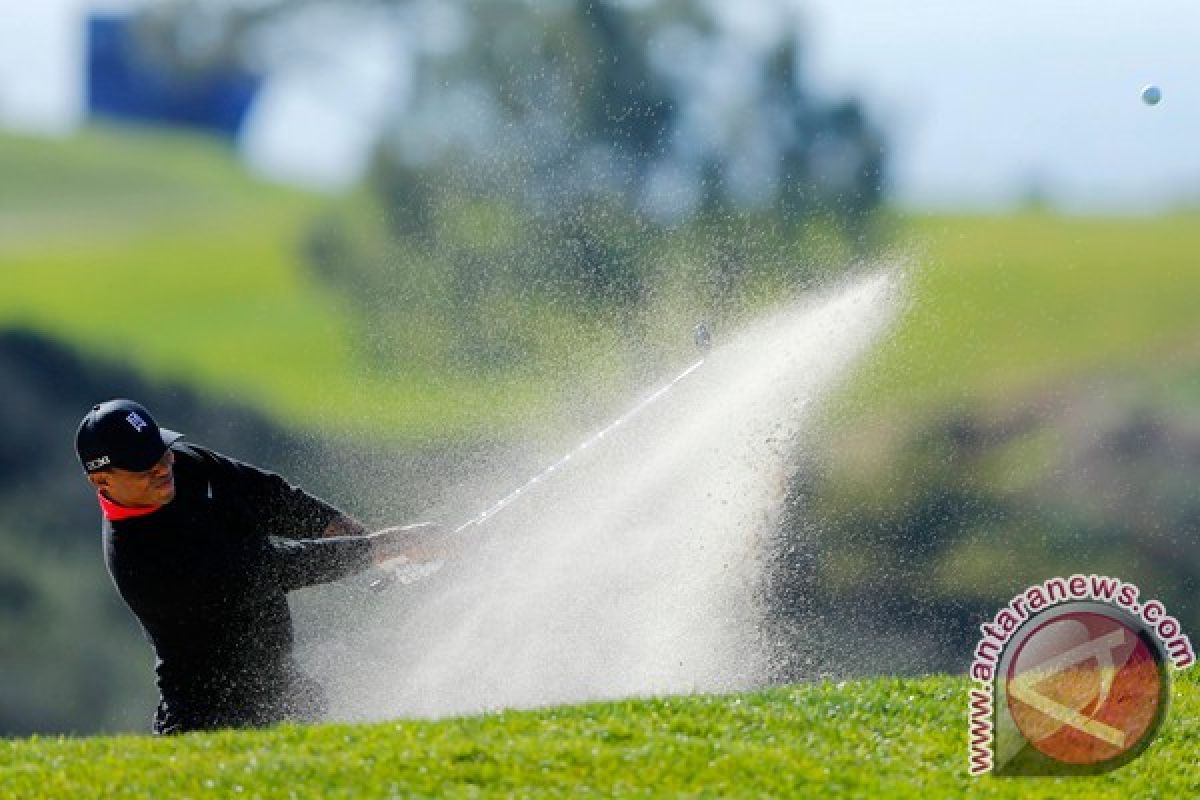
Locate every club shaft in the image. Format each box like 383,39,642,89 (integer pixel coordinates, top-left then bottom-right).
451,357,706,536
369,357,706,592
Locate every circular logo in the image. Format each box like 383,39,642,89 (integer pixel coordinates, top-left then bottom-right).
1005,607,1168,767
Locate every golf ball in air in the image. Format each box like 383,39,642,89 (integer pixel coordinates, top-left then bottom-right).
1141,84,1162,105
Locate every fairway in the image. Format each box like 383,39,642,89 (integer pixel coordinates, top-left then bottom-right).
4,670,1197,798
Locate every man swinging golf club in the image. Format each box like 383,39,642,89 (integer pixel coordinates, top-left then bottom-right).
76,398,448,735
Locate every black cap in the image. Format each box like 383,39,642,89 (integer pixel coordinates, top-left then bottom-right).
76,399,184,474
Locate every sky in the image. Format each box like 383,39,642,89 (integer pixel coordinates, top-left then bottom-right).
1,0,1198,210
799,0,1200,211
0,0,84,136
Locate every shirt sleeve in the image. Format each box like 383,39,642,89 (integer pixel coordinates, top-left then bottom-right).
271,535,375,591
200,446,344,540
186,445,374,593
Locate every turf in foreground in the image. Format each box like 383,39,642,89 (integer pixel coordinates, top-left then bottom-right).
5,669,1198,798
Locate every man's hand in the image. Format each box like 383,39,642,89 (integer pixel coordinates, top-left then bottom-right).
369,523,460,565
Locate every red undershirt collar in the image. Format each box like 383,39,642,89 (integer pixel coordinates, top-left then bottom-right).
97,492,162,521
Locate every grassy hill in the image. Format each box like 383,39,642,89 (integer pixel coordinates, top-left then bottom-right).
5,128,1200,442
0,127,549,441
4,668,1197,798
849,211,1200,421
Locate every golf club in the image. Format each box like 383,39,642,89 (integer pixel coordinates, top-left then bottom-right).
369,324,712,592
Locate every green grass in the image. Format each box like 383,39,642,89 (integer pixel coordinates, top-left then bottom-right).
8,128,1200,441
4,669,1197,798
0,127,556,440
850,211,1200,420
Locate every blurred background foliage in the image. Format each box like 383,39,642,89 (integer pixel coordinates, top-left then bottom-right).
2,0,1198,735
163,0,887,399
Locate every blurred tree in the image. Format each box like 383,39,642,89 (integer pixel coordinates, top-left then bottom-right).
769,386,1200,680
136,0,887,369
137,0,886,228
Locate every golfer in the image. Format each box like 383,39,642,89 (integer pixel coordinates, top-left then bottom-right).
76,398,443,734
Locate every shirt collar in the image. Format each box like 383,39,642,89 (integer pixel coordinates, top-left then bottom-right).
97,492,162,521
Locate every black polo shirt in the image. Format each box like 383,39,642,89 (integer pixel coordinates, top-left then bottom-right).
101,443,372,731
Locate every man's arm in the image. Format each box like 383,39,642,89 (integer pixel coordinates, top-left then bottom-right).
272,523,453,591
317,516,454,561
272,534,373,591
365,523,456,565
193,445,346,539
